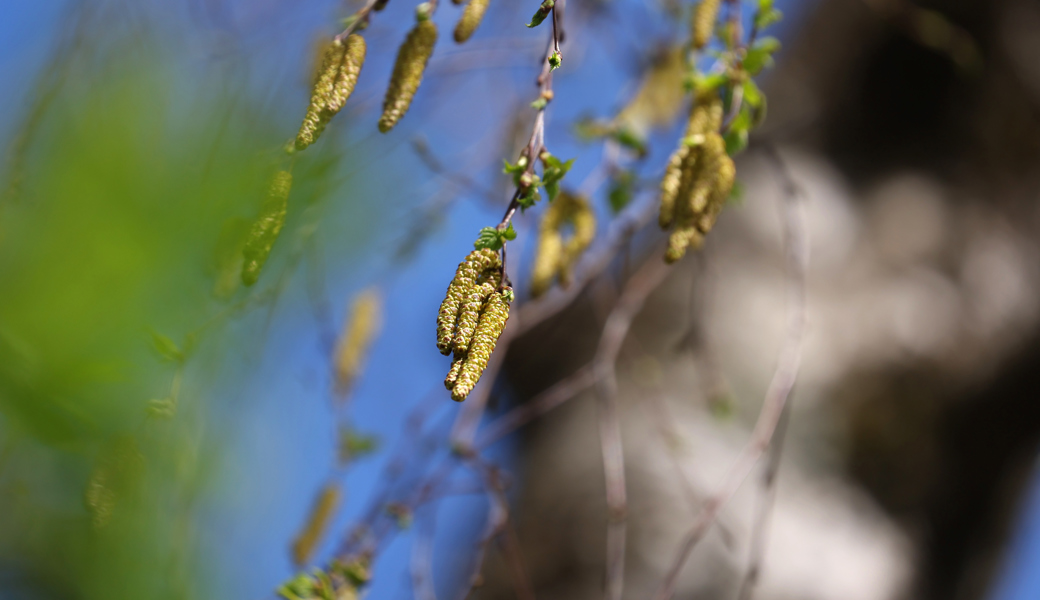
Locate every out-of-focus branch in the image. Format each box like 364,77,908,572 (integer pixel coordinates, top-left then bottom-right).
652,147,809,600
736,401,791,600
411,507,439,600
596,254,672,600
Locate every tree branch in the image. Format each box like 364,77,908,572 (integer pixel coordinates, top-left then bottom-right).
652,146,808,600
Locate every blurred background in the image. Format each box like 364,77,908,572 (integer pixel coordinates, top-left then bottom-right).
2,0,1040,599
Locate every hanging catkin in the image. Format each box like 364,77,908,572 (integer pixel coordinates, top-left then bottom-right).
450,286,511,402
531,192,596,297
692,0,722,50
453,274,500,353
436,248,500,354
454,0,490,43
242,170,292,286
296,35,366,151
379,19,437,133
333,288,382,396
291,484,342,566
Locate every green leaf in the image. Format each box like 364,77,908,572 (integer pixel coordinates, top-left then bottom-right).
473,222,518,250
724,128,748,156
518,187,541,210
149,331,183,363
743,37,781,75
548,50,562,71
530,97,548,110
727,179,745,205
691,72,729,95
503,158,528,186
611,127,648,158
540,154,574,202
474,227,504,251
754,7,783,31
608,171,636,214
742,79,764,109
527,0,554,27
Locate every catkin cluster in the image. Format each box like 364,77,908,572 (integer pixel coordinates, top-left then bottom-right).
379,17,437,133
530,192,596,298
296,35,367,151
436,249,511,401
658,93,735,263
242,170,293,286
333,288,383,396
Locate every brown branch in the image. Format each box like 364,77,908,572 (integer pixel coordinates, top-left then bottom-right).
496,520,537,600
652,146,808,600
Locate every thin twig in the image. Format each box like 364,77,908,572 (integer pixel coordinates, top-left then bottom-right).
412,507,440,600
652,146,808,600
736,400,791,600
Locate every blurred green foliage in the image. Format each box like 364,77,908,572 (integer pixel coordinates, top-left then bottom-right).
0,30,345,598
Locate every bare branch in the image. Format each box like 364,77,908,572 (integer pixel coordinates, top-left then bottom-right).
652,147,809,600
736,401,791,600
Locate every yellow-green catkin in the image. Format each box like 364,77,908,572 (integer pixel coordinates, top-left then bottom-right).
444,353,465,389
454,0,490,43
453,274,500,353
530,229,563,298
451,287,511,402
692,0,722,50
291,484,342,566
296,36,366,151
659,93,722,228
437,248,500,354
242,170,292,286
659,147,687,229
334,288,382,396
531,193,596,297
379,19,437,133
326,35,367,113
665,132,733,263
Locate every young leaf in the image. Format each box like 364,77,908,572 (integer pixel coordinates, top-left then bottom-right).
531,97,548,110
473,222,517,250
475,227,504,250
754,6,783,31
149,331,183,363
548,50,562,71
540,154,574,202
527,0,554,27
518,187,541,210
608,170,636,214
724,128,748,156
743,36,781,75
611,127,648,158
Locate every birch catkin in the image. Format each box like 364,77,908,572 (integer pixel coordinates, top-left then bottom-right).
454,0,490,43
291,484,342,566
532,193,596,297
325,35,367,113
296,36,366,151
333,288,382,396
379,19,437,133
450,287,511,402
242,170,292,286
692,0,722,50
436,248,500,354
